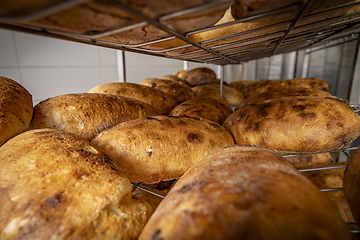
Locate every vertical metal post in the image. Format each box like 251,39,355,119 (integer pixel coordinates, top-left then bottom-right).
183,61,189,70
218,65,224,100
242,62,247,80
117,50,127,82
293,51,299,79
301,52,310,78
347,35,360,100
334,44,345,96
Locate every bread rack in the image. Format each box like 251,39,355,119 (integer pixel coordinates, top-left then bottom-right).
1,0,360,65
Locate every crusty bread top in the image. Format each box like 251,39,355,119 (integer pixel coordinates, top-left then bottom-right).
30,93,158,140
88,82,177,115
139,145,352,240
182,67,217,86
0,129,152,240
0,76,33,146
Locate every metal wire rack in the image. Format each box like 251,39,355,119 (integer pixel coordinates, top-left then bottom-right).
1,0,360,65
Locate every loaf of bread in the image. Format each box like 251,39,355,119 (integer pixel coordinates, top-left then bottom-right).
182,67,218,86
0,129,152,239
173,69,189,79
0,76,33,146
92,115,234,184
140,78,195,104
192,84,245,106
88,82,177,115
343,146,360,228
169,97,233,124
241,78,331,98
228,80,256,93
30,93,158,140
303,162,354,223
161,74,190,87
139,145,352,240
237,87,334,108
223,96,360,153
285,152,331,169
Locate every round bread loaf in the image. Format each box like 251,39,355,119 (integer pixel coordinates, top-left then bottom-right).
343,146,360,228
284,152,331,170
161,74,190,87
0,129,152,239
92,115,234,184
182,67,217,86
169,97,232,124
237,87,334,108
88,82,177,115
303,162,354,223
173,69,189,79
0,76,33,146
140,78,195,104
192,84,245,106
30,93,158,140
223,96,360,154
228,80,256,93
139,145,352,240
242,78,330,98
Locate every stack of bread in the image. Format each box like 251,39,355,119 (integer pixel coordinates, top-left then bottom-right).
1,69,360,239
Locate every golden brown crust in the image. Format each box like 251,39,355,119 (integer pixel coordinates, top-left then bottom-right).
303,162,354,223
182,68,217,86
92,115,234,184
30,93,158,140
228,80,256,92
223,96,360,153
192,84,245,106
344,147,360,228
139,145,352,240
169,97,232,125
173,69,189,79
0,76,33,146
88,82,177,115
161,74,190,87
140,78,195,104
0,129,152,240
237,87,334,108
242,78,331,98
285,152,331,169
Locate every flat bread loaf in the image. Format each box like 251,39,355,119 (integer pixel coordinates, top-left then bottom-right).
192,84,245,106
169,97,233,124
223,96,360,153
88,82,177,115
0,129,152,239
139,145,352,240
92,115,234,184
343,146,360,228
140,78,195,104
30,93,158,140
0,76,33,146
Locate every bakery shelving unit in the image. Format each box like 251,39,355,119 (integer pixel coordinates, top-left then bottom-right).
1,0,360,237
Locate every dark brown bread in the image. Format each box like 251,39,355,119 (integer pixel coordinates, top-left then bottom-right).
139,145,352,240
0,76,33,146
182,68,217,86
30,93,158,140
0,129,152,239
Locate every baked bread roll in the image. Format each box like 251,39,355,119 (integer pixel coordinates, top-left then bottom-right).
0,76,33,146
285,152,331,169
0,129,152,239
343,146,360,228
237,87,334,108
228,80,256,93
30,93,158,140
182,67,218,86
242,78,331,98
192,84,245,106
140,78,195,104
88,82,177,115
92,115,234,184
139,145,352,240
169,97,233,125
303,162,354,223
173,69,189,79
161,74,190,87
223,96,360,154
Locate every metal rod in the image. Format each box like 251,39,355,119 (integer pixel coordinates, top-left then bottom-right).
272,0,314,55
334,44,345,96
347,34,360,101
